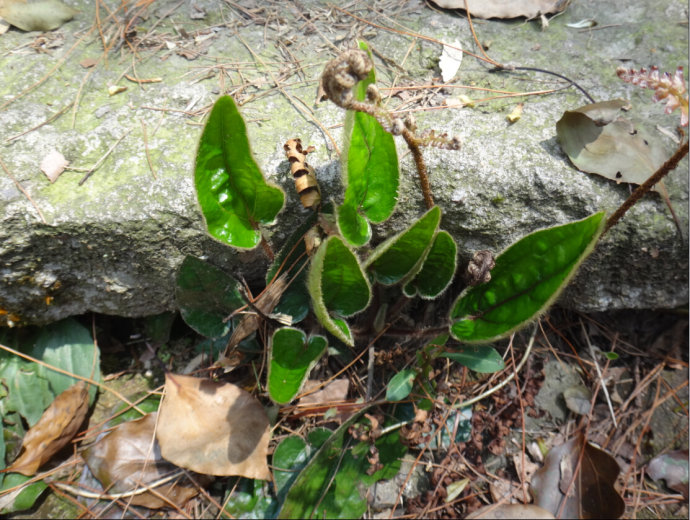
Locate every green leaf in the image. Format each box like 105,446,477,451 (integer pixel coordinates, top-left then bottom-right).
450,212,605,343
195,95,284,249
365,206,441,285
404,230,458,298
176,256,244,338
386,369,416,401
0,356,52,426
0,473,48,514
32,319,101,404
308,236,371,346
268,328,327,404
223,479,278,519
441,346,505,373
278,411,407,519
273,436,310,500
337,41,399,247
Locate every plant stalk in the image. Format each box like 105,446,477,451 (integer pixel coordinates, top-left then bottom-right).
604,139,688,235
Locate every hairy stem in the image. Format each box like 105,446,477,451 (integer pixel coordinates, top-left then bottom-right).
604,139,689,235
402,129,434,209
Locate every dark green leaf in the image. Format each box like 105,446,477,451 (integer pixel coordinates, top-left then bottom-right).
223,479,278,519
195,95,284,249
450,212,605,343
386,369,416,401
338,41,398,247
441,346,505,373
0,357,52,426
265,213,321,325
404,230,457,298
365,206,441,285
176,256,244,338
268,328,327,404
308,236,371,346
273,436,310,500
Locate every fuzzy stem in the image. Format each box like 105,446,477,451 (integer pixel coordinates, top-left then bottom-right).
402,128,434,209
604,139,689,235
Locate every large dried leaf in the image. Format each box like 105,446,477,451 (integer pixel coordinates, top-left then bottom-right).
556,100,669,187
83,413,202,509
467,504,555,519
0,0,77,31
431,0,567,19
7,382,88,476
156,374,270,479
531,434,624,519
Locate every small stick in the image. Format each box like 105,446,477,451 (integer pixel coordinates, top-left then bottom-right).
580,319,617,427
140,119,158,180
604,139,688,234
5,102,74,143
75,129,132,185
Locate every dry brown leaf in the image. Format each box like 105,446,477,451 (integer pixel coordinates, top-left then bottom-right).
7,381,88,476
39,149,69,182
467,503,555,519
156,373,270,479
83,413,203,509
431,0,567,19
0,0,77,31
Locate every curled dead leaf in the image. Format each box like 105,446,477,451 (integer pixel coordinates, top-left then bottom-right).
83,413,203,509
7,381,88,476
156,374,271,479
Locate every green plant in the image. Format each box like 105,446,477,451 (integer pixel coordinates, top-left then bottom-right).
177,43,675,517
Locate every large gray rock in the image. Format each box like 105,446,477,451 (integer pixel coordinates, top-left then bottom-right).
0,0,687,325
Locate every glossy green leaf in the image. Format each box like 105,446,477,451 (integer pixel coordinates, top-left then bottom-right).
32,319,101,404
365,205,441,285
441,346,505,373
308,236,371,346
223,479,278,519
195,95,284,249
278,409,405,519
450,212,605,343
404,230,458,298
268,328,327,405
176,255,244,338
273,436,310,500
386,369,416,401
337,41,399,247
0,473,48,514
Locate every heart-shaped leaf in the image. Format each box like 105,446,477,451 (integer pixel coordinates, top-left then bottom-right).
450,212,605,343
365,205,441,285
268,328,327,405
195,95,284,249
337,41,399,247
307,236,371,346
